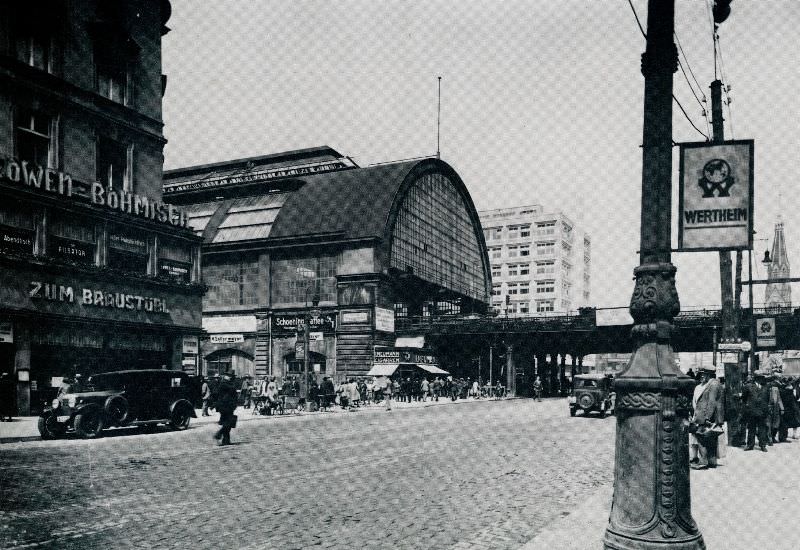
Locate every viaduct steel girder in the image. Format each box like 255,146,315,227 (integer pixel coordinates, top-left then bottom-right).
397,308,800,355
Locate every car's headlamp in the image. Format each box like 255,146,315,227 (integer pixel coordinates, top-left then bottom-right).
51,399,60,409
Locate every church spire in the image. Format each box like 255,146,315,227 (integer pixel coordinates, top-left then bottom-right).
765,218,791,308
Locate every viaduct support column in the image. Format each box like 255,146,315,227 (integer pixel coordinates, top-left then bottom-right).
505,344,515,397
604,1,702,548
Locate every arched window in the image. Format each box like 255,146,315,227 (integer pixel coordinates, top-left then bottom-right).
284,351,326,376
205,349,255,378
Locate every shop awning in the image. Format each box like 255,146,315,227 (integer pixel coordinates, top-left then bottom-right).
417,364,449,375
366,364,400,376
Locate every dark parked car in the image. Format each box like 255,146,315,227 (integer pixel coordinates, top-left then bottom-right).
568,373,614,417
38,369,197,439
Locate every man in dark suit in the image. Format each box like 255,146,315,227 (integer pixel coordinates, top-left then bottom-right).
213,372,238,446
742,371,771,452
690,366,725,469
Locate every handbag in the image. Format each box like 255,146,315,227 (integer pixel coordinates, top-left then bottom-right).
229,414,238,429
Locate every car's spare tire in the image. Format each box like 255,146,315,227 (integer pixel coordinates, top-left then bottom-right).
104,395,130,425
578,393,595,409
74,408,105,439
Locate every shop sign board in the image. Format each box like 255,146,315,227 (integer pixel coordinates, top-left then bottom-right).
29,280,170,313
0,321,12,343
375,348,437,365
375,307,395,333
309,331,323,342
272,313,336,334
0,156,189,228
158,259,191,283
182,335,199,354
109,232,147,254
341,311,369,324
756,317,777,348
0,225,34,254
49,237,94,264
678,140,754,251
375,350,400,364
210,334,245,344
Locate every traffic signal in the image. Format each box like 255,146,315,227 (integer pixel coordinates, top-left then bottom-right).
713,0,732,25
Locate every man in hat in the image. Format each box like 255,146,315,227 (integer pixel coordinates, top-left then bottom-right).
742,370,771,452
690,366,724,469
213,372,238,446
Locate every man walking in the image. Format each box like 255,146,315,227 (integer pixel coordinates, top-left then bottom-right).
213,372,238,446
201,376,212,416
533,376,543,402
742,371,771,452
690,366,724,469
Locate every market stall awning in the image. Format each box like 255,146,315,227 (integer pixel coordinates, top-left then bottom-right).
417,364,449,375
366,364,400,376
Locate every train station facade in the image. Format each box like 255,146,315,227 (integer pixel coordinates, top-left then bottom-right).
0,1,204,414
164,148,491,382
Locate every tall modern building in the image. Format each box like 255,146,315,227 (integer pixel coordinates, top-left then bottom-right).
478,205,591,316
0,1,203,415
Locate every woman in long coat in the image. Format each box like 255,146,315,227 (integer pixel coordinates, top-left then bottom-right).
767,378,784,444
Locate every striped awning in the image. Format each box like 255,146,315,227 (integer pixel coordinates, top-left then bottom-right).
417,364,449,375
366,364,400,376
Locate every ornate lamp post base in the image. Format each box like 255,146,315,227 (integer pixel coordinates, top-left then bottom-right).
604,264,704,550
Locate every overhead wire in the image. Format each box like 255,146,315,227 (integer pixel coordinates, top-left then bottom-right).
627,0,710,141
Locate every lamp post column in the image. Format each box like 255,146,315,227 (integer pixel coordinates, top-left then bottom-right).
604,1,702,549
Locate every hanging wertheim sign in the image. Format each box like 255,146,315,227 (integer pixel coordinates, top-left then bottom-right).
678,140,754,251
0,156,188,228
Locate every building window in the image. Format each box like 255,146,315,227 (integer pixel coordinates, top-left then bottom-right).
48,213,96,265
108,227,148,274
484,227,502,241
204,257,261,308
159,238,193,283
507,226,519,239
492,284,502,297
271,256,336,306
0,203,35,255
519,303,530,314
507,283,519,295
15,109,53,169
507,264,518,277
520,225,531,238
15,27,51,71
537,300,554,313
205,349,255,379
519,283,530,295
537,242,555,256
506,303,517,314
562,241,572,254
491,265,501,278
507,246,518,258
97,137,130,192
536,221,556,236
562,299,571,311
519,264,530,276
536,260,555,275
536,280,555,294
490,247,502,260
519,245,530,257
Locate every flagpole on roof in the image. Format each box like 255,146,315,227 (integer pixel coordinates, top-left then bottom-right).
437,76,442,159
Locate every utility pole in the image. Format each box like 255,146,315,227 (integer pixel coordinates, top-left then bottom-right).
603,1,702,548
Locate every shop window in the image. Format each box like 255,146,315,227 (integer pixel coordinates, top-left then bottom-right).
285,350,326,375
159,238,193,283
48,214,96,264
205,349,254,379
0,203,35,255
108,227,148,274
96,137,130,192
16,108,54,169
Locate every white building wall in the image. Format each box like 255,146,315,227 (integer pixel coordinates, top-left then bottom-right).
478,204,592,316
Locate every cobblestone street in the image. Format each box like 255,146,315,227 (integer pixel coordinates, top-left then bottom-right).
0,399,614,549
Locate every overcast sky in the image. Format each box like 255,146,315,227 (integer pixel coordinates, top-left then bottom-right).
162,0,800,310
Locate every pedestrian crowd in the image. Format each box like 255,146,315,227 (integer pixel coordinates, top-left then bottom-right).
687,365,800,470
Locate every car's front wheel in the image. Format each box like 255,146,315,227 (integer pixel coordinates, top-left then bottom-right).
170,405,192,431
38,414,67,440
74,409,105,438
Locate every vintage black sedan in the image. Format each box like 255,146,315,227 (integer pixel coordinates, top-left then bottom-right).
38,369,197,439
568,373,615,418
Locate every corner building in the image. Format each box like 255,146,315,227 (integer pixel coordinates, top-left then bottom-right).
0,1,203,415
164,149,491,380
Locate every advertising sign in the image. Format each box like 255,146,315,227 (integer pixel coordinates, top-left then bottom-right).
210,334,245,344
341,311,369,324
678,140,754,250
375,307,395,333
48,237,94,264
272,313,336,334
0,225,34,254
295,341,305,360
374,350,400,364
756,317,777,348
158,259,191,283
182,335,199,354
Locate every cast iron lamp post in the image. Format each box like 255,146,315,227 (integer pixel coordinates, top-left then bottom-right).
603,1,703,548
303,283,321,402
